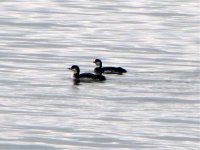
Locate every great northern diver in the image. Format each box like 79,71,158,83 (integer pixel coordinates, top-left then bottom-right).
68,65,106,81
93,59,127,74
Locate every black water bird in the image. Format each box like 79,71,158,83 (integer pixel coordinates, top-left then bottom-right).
68,65,106,81
93,59,127,74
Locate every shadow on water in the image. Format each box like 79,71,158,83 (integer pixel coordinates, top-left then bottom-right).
72,79,106,85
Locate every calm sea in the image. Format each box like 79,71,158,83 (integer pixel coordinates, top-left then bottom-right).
0,0,199,149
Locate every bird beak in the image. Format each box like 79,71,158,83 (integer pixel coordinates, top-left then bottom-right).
93,61,95,63
68,68,71,70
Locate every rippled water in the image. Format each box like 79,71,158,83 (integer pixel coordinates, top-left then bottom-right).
0,0,199,149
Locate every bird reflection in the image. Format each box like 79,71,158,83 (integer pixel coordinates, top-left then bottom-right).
73,79,80,85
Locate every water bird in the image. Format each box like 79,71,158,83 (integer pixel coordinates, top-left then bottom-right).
68,65,106,81
93,59,127,74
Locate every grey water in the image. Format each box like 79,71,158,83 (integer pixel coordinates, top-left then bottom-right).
0,0,199,149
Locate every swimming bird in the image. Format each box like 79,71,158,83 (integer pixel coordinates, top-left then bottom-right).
68,65,106,81
93,59,127,74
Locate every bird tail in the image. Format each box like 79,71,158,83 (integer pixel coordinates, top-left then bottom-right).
118,67,127,73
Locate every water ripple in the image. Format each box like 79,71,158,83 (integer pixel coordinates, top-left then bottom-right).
0,0,199,149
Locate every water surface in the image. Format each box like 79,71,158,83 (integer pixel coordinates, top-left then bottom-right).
0,0,199,149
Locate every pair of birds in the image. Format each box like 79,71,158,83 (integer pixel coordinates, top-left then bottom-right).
68,59,127,81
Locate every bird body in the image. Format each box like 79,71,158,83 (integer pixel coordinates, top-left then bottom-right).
93,59,127,74
68,65,106,81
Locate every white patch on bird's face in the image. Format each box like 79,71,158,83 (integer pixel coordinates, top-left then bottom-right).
72,68,77,73
96,61,100,66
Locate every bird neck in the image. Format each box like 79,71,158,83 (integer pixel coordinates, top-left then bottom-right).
74,73,79,78
99,61,102,68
